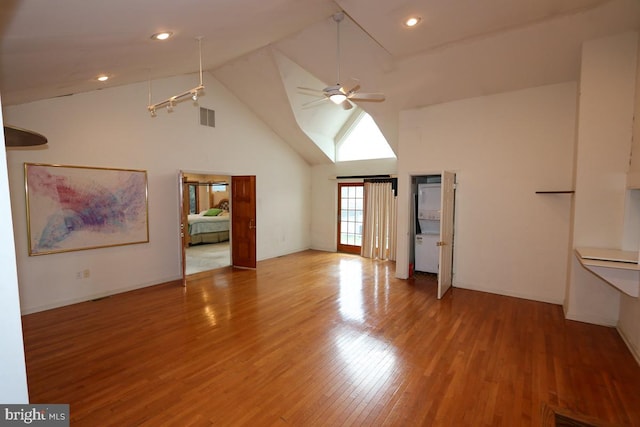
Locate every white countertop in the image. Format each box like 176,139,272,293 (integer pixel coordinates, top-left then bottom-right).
575,247,639,297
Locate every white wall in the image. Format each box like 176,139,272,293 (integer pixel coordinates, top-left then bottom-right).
0,95,29,403
397,82,577,304
310,158,397,252
619,33,640,363
4,72,311,314
565,32,638,326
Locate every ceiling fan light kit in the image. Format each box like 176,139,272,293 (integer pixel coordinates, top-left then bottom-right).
147,37,205,117
329,93,347,104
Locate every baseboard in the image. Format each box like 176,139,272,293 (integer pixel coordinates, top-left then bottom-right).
308,244,336,253
617,325,640,366
452,282,564,306
258,246,315,262
20,275,182,315
563,310,618,327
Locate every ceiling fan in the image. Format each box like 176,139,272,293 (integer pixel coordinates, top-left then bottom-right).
297,12,385,111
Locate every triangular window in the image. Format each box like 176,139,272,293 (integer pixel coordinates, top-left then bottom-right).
336,112,396,162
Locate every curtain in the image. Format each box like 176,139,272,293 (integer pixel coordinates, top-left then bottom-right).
361,181,397,261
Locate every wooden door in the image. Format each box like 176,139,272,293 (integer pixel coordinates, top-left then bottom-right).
437,171,456,299
231,175,257,269
179,171,187,286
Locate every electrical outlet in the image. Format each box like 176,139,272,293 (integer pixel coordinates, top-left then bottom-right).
76,271,82,279
83,269,90,279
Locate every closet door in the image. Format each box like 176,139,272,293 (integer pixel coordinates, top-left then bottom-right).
437,171,456,299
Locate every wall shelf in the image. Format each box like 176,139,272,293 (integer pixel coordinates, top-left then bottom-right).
535,191,575,194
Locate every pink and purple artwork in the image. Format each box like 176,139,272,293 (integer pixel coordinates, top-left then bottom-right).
25,163,149,255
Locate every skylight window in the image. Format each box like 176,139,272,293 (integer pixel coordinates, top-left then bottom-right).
336,112,396,162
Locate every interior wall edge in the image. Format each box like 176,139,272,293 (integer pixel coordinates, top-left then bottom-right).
616,325,640,366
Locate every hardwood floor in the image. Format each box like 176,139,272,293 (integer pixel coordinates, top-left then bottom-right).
22,250,640,426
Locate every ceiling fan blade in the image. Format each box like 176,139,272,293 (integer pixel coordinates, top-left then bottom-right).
348,92,385,102
3,125,48,147
341,100,353,110
344,84,360,95
297,86,325,96
302,97,329,109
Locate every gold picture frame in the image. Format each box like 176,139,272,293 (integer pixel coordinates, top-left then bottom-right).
25,163,149,256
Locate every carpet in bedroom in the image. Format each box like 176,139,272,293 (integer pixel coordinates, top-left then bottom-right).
185,242,231,275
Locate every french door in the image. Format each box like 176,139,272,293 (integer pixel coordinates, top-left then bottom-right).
337,183,363,254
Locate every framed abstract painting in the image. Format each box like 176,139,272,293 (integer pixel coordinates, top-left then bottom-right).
25,163,149,256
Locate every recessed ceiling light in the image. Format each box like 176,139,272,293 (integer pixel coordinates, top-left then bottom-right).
404,16,422,28
96,75,109,82
151,31,173,41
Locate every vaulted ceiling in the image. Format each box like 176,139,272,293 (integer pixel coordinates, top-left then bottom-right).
1,0,639,164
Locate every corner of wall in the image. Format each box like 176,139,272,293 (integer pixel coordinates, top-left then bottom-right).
564,31,638,328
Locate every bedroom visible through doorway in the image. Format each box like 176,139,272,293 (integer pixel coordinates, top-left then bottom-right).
181,172,231,275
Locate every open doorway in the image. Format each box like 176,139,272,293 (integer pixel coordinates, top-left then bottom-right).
181,171,231,275
410,171,456,299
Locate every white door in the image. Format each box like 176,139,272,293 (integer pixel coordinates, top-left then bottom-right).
437,171,456,299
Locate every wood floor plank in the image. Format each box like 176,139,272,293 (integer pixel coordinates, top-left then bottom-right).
21,250,640,426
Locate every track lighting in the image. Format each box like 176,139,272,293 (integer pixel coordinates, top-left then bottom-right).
147,37,205,116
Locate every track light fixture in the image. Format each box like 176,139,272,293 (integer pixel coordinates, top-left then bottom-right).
147,37,205,117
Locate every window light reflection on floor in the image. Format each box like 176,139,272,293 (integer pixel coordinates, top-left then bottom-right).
334,331,398,392
339,259,365,322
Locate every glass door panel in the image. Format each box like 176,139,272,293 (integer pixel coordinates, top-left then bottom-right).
337,183,363,254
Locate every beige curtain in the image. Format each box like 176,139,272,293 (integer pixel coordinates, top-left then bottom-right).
361,181,397,261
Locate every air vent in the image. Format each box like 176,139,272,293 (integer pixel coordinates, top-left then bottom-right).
200,107,215,127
